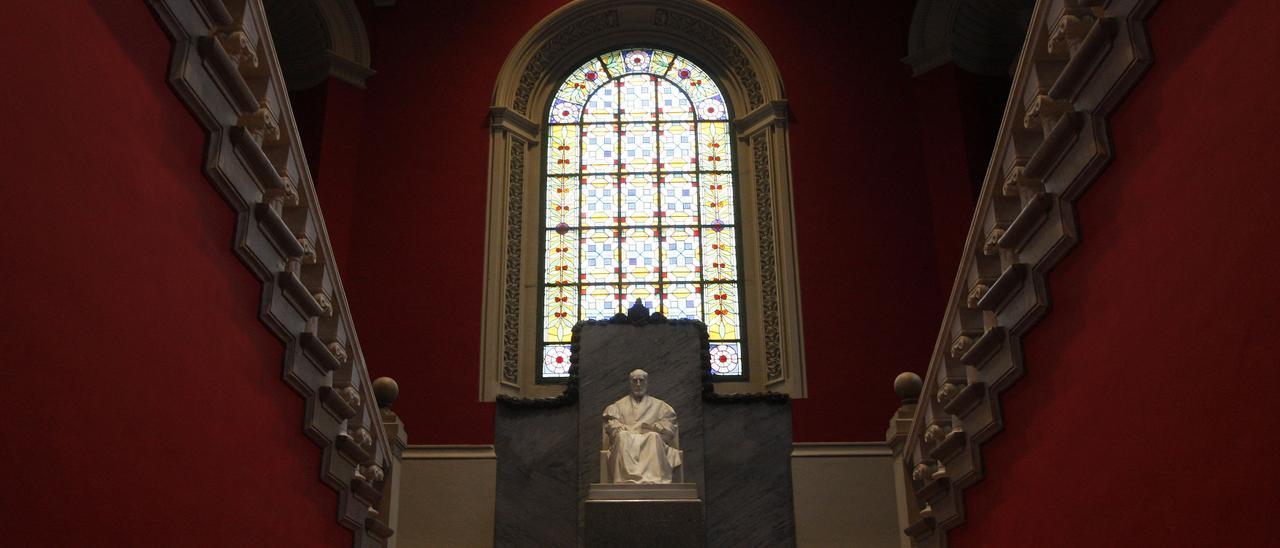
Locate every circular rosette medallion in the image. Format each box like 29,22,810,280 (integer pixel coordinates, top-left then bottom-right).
696,96,728,120
549,100,583,123
543,345,572,375
624,50,651,73
709,343,741,374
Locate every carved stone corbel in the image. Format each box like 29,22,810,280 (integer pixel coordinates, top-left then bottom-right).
313,291,334,317
238,100,280,145
936,381,963,406
296,237,317,264
1002,164,1042,197
327,340,350,364
949,335,974,359
983,226,1007,255
966,283,989,309
215,28,258,70
1023,94,1074,135
1048,11,1098,56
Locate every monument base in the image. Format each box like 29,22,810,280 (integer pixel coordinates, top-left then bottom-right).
584,484,704,547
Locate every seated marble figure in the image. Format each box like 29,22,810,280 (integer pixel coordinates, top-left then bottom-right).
602,369,682,484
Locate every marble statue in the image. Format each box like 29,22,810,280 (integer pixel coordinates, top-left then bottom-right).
603,369,682,484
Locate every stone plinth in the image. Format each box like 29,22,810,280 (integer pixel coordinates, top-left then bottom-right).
583,498,705,548
588,482,698,501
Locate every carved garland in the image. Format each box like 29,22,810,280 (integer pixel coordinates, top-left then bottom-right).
501,140,525,384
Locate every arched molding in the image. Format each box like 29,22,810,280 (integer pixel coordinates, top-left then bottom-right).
480,0,806,401
313,0,375,88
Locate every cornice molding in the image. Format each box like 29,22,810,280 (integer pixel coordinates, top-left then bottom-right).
791,443,894,459
147,1,398,545
886,1,1159,546
402,445,498,460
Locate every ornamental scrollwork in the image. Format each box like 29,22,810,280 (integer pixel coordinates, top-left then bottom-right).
502,140,526,384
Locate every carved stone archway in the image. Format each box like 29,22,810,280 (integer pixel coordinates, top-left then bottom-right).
479,0,807,401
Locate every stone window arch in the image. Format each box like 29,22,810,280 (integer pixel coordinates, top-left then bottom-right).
480,0,805,400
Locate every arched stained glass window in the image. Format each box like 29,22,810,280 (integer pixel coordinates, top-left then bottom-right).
539,48,745,380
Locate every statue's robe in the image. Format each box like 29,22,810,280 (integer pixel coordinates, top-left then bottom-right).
603,395,681,483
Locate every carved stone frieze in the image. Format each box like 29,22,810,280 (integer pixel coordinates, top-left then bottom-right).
752,133,783,381
512,10,620,115
501,140,525,385
654,8,764,109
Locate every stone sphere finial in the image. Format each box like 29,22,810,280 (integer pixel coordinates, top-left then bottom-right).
373,377,399,408
893,372,923,405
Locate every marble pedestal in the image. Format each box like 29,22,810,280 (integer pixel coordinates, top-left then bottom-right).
584,484,704,547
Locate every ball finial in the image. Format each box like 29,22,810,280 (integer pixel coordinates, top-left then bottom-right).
372,377,399,408
893,372,923,404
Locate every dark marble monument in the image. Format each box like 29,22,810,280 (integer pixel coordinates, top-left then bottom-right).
494,302,795,547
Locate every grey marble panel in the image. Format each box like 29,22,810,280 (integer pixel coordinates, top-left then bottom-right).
583,499,705,548
576,322,706,537
705,400,796,547
494,404,578,548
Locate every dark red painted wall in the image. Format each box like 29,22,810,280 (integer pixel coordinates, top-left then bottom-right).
950,1,1280,545
316,0,973,444
0,4,348,546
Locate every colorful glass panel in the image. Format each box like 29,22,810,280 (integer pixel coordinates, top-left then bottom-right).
661,227,700,281
620,228,659,282
581,284,620,320
660,174,698,225
545,176,578,229
704,283,740,340
622,284,659,313
541,48,744,379
555,58,606,105
543,286,578,343
544,230,576,285
620,123,657,172
581,175,617,227
620,174,658,226
543,344,573,377
657,79,694,121
583,84,617,122
582,124,618,172
619,75,657,122
702,227,737,282
697,122,732,171
709,342,742,375
700,173,734,226
661,283,701,319
658,122,697,172
581,229,619,283
547,125,579,175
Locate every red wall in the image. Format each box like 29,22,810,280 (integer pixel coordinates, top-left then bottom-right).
950,0,1280,545
0,4,348,546
317,0,972,444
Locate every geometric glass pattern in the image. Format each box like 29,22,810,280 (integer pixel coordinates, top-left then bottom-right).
541,48,745,379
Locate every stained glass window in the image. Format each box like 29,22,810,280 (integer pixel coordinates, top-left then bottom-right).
539,48,746,380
